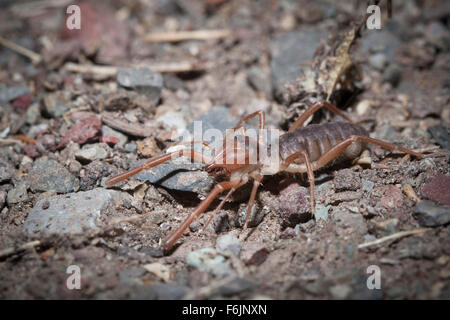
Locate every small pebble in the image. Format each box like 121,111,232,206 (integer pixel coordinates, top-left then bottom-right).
381,185,403,210
315,204,331,221
75,143,109,162
23,188,131,236
43,91,72,118
356,100,372,116
329,284,352,300
362,179,375,193
420,173,450,206
122,143,136,154
276,183,311,227
413,200,450,227
117,67,163,105
7,183,28,205
375,218,399,236
382,64,402,86
333,209,368,235
102,125,128,147
216,233,241,257
334,169,361,192
0,160,15,183
186,248,234,278
369,53,388,70
0,190,7,210
29,158,79,193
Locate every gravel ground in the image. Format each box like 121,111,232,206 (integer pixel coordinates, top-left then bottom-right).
0,0,449,300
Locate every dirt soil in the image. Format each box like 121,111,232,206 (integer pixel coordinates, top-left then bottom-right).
0,0,449,300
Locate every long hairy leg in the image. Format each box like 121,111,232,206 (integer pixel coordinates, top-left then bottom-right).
105,149,212,186
242,174,264,231
289,101,353,133
281,151,316,216
311,135,424,172
163,180,243,251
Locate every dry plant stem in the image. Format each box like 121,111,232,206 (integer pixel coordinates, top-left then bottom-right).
358,228,430,249
0,36,42,64
0,138,23,146
65,63,118,77
143,29,232,42
102,112,154,137
0,240,41,260
64,61,209,76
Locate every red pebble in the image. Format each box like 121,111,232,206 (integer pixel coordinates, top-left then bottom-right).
57,116,101,149
420,173,450,206
99,136,119,145
381,185,403,210
12,95,32,110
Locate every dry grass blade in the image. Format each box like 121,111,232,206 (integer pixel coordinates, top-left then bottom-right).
325,29,355,100
64,62,210,77
102,112,154,137
143,29,232,42
358,228,431,249
0,240,41,260
0,36,42,64
64,63,118,78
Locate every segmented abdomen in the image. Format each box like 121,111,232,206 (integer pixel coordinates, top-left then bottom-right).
279,122,369,164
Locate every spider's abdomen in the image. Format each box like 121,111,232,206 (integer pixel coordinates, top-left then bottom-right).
279,122,369,164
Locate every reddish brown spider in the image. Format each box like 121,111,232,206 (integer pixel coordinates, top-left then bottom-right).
106,101,429,251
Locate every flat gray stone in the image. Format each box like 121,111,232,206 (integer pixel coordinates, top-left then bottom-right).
102,125,128,147
43,91,72,118
413,200,450,227
0,159,15,183
360,28,400,61
134,161,214,195
133,106,240,194
332,209,368,235
75,143,109,162
0,85,29,102
185,105,241,147
23,188,130,236
216,233,241,257
186,248,234,278
7,182,28,205
117,67,163,104
29,158,79,193
270,28,326,97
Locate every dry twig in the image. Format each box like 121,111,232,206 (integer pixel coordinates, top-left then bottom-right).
0,36,42,64
102,112,154,137
0,240,41,260
358,228,430,249
143,29,232,42
64,61,209,77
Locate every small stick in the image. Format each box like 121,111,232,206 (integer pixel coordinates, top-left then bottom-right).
0,36,42,65
13,135,37,144
64,63,118,77
0,138,23,146
64,61,209,76
143,29,232,42
0,240,41,259
403,184,420,202
102,112,154,137
358,228,430,249
413,146,441,153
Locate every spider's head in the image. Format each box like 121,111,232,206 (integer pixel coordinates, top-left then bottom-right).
205,163,231,177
